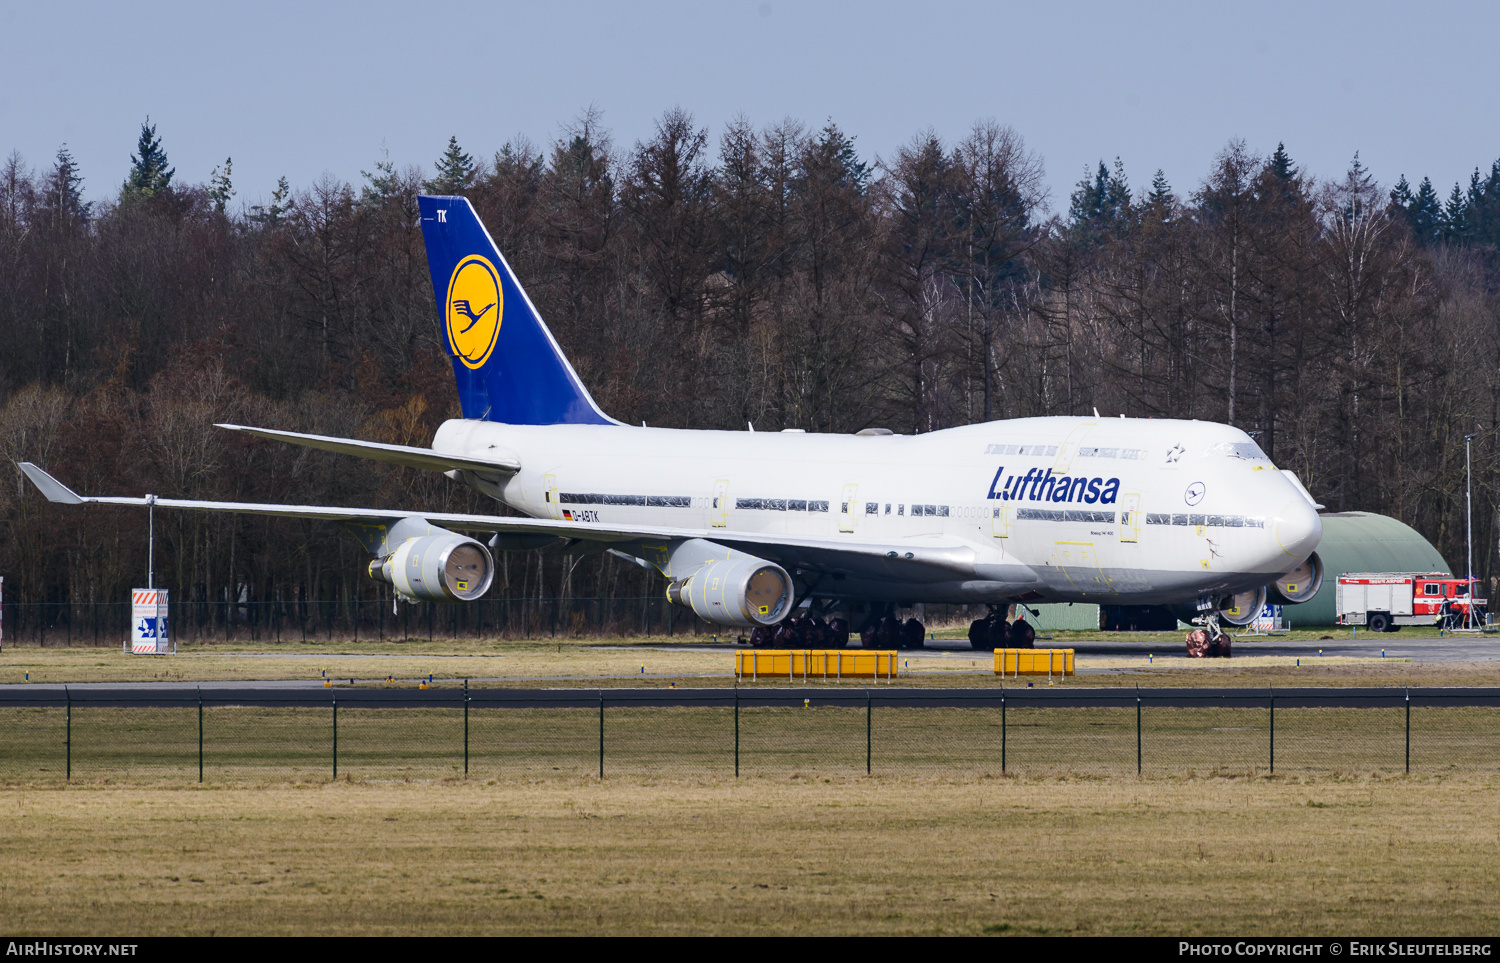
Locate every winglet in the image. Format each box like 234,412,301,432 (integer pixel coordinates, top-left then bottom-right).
18,463,86,504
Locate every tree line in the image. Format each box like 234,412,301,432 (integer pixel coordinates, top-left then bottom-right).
1,112,1497,635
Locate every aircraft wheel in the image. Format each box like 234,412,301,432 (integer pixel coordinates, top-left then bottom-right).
989,617,1011,649
1010,620,1035,649
749,626,774,649
901,618,926,650
827,618,850,649
805,617,830,649
858,622,878,649
1185,627,1210,658
772,620,799,649
875,615,902,650
968,618,991,651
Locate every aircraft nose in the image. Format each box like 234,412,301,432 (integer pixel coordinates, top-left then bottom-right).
1273,498,1322,559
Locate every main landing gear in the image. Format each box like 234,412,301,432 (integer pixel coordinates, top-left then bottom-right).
1185,613,1232,658
748,614,851,650
749,605,930,651
856,613,926,650
968,605,1035,651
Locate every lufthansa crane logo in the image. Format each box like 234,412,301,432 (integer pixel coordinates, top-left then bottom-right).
444,255,503,369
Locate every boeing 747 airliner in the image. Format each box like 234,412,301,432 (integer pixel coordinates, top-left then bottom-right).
19,196,1323,651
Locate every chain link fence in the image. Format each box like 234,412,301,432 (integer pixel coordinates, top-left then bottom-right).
2,687,1497,782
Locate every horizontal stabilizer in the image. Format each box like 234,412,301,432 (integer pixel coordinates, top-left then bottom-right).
17,462,84,504
215,424,520,475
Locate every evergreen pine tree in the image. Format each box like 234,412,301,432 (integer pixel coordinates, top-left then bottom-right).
42,143,89,221
1141,170,1175,224
1469,158,1500,247
1410,177,1443,245
250,176,291,226
1262,142,1303,208
1389,174,1413,211
1443,182,1470,243
361,147,399,204
1337,151,1375,222
207,157,234,213
425,135,476,194
819,122,869,193
1267,142,1297,182
121,117,174,201
1106,157,1131,218
1068,160,1109,225
1068,158,1131,236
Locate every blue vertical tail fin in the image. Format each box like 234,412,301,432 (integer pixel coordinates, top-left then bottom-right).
418,195,615,425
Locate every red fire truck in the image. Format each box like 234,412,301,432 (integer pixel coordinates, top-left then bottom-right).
1336,573,1487,632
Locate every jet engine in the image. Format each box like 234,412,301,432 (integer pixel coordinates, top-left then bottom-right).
369,531,494,602
1266,552,1324,605
1218,585,1267,626
665,555,794,628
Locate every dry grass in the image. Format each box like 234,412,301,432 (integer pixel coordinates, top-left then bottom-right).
9,635,1500,688
2,774,1498,935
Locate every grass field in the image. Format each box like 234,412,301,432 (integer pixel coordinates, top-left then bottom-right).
5,702,1498,784
2,774,1498,936
4,633,1500,688
6,636,1500,936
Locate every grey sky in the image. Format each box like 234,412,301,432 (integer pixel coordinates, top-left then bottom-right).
3,0,1496,213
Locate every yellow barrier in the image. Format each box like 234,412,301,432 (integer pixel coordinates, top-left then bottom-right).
735,650,898,682
993,648,1075,678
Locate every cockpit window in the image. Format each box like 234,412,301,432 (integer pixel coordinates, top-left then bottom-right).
1205,441,1270,461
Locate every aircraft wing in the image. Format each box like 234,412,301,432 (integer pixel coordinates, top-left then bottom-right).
17,462,1011,585
214,423,521,475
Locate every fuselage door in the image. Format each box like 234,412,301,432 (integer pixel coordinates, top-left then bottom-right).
991,504,1010,538
711,479,730,528
543,472,561,520
839,483,859,533
1119,493,1141,543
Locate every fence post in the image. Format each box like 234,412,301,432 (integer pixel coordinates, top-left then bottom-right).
866,689,872,776
1000,688,1007,774
1136,686,1142,775
332,695,338,780
598,690,604,780
733,687,740,778
464,678,470,776
197,687,203,783
1268,688,1275,775
65,685,71,781
1405,687,1410,774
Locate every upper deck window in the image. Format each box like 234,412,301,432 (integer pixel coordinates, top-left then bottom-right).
1205,441,1270,461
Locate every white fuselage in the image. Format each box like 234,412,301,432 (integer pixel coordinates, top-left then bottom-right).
433,415,1322,608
